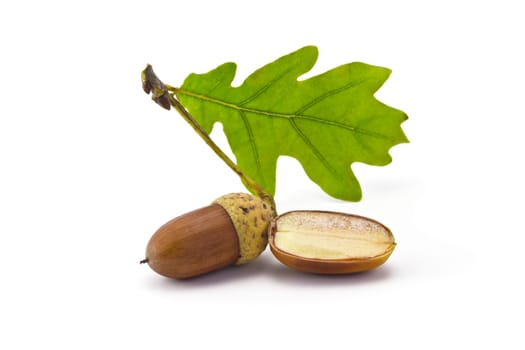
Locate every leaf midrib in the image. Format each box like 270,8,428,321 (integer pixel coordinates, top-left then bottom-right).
176,89,393,141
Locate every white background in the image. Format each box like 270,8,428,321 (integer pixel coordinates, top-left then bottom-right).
1,0,524,348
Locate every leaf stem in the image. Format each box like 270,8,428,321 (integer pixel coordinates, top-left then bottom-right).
142,65,276,215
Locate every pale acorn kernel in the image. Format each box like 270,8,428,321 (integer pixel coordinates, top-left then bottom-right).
273,211,394,260
213,193,273,265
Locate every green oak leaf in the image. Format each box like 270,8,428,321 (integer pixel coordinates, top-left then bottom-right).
176,46,408,201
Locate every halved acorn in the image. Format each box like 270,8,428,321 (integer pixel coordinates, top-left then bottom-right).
269,211,396,274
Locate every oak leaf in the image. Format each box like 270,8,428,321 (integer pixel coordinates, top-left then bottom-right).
176,46,408,201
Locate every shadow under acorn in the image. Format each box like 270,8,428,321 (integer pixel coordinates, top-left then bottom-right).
144,250,394,289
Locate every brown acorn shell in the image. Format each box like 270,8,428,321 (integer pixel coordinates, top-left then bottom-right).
145,204,240,279
268,210,396,275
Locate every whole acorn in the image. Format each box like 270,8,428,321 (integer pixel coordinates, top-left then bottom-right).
141,193,273,279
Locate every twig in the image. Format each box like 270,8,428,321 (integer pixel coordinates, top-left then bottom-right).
141,65,276,215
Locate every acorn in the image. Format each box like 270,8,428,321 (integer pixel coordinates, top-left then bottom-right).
269,211,396,274
141,193,273,279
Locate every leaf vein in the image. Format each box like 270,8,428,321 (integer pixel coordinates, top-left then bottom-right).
288,119,338,176
239,68,293,106
294,80,362,115
238,110,262,182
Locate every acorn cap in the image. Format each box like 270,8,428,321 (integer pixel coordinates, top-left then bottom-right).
213,193,273,264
